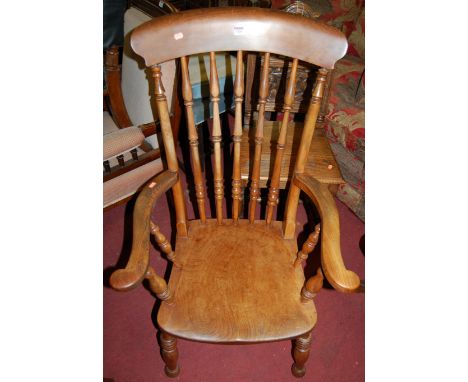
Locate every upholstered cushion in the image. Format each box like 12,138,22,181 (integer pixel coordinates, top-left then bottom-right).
103,126,145,161
103,158,164,208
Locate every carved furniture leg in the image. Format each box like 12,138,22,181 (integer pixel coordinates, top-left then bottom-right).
291,331,312,378
160,332,180,378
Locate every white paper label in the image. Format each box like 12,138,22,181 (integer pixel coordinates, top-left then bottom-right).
233,23,262,36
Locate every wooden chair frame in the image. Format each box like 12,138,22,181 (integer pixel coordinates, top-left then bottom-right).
109,7,360,378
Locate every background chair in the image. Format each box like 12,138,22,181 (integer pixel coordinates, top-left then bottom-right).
109,7,360,378
103,3,179,209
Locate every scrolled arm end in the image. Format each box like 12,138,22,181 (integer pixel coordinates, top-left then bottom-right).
323,267,361,293
108,170,178,292
110,268,146,292
293,174,361,294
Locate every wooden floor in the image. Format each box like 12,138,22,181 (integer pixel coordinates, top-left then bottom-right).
158,219,317,343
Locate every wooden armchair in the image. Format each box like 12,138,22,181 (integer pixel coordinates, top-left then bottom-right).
109,7,360,378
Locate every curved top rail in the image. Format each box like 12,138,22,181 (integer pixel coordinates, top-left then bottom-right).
131,7,347,69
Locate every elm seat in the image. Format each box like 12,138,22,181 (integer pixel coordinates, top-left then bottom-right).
158,219,317,343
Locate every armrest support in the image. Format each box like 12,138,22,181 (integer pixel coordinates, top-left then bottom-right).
293,174,360,293
109,170,178,291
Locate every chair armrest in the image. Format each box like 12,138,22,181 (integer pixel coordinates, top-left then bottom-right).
293,174,360,293
109,170,178,291
103,126,145,161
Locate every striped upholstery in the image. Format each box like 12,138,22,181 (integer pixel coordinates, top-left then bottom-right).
103,159,164,208
103,125,145,161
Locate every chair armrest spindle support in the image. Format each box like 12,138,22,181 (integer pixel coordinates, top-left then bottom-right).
293,174,360,294
109,170,178,293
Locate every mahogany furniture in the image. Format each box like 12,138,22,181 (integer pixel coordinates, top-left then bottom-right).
110,7,360,378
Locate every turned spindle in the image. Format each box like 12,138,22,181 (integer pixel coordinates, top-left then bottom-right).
145,266,174,304
301,268,324,302
232,50,244,222
317,69,333,123
266,58,299,225
294,224,320,267
150,221,176,263
248,52,270,223
209,52,224,224
181,56,207,223
283,68,328,239
150,65,188,237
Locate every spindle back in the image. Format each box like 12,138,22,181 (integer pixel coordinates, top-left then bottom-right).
130,7,347,238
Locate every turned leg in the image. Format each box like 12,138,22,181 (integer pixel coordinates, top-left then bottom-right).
291,331,312,378
160,332,180,378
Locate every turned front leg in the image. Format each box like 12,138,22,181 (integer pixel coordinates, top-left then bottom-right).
292,331,312,378
160,332,180,378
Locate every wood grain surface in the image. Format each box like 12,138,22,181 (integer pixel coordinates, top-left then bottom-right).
293,174,360,293
131,7,347,68
110,170,178,291
158,219,317,342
